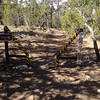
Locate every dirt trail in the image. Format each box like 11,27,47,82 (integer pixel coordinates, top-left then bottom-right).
0,29,100,100
84,35,100,49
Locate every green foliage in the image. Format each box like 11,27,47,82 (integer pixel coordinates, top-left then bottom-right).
94,9,100,30
0,4,3,24
0,0,99,36
3,1,11,25
60,10,83,36
67,0,100,36
2,1,21,26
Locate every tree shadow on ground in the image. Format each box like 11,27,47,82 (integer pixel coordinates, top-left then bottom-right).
60,46,100,68
0,31,100,100
0,56,100,100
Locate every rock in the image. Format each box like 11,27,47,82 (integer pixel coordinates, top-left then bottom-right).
97,89,100,93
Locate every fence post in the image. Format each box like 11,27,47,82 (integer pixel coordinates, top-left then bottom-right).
4,26,10,64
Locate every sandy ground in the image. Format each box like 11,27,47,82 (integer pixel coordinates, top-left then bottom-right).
0,27,100,100
84,36,100,49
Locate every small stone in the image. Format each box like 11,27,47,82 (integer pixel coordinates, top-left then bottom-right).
26,95,34,100
47,81,52,85
0,83,2,87
97,89,100,93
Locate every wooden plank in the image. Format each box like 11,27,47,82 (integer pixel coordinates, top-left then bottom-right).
59,56,77,59
9,55,26,58
5,41,9,63
0,34,12,41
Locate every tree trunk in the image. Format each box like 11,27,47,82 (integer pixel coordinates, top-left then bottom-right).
75,8,100,61
85,23,100,61
22,14,30,30
93,38,100,61
0,0,4,24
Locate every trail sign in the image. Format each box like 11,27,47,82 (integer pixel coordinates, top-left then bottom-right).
0,34,12,41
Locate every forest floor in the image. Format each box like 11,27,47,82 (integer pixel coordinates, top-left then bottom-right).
0,26,100,100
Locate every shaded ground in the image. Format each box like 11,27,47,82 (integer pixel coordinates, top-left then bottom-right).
0,28,100,100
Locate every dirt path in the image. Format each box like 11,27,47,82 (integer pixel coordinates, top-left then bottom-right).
84,35,100,49
0,29,100,100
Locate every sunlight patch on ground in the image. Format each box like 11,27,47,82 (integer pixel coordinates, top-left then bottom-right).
84,36,100,49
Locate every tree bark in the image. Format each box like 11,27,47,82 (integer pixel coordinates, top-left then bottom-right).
75,8,100,60
84,23,100,61
93,38,100,61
